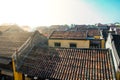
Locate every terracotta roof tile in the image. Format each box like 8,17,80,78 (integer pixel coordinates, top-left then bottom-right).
49,28,101,39
49,31,87,39
18,48,116,80
88,29,100,37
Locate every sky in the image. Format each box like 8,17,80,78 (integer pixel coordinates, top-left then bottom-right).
0,0,120,28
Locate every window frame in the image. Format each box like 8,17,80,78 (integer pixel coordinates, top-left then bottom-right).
54,42,61,47
69,43,77,48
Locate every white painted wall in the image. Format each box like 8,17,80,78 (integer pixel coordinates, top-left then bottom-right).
106,33,119,71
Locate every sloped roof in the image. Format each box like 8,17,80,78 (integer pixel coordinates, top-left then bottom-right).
49,28,101,40
87,28,100,37
0,25,24,32
0,26,33,58
0,26,10,32
49,31,87,39
4,25,24,32
18,47,116,80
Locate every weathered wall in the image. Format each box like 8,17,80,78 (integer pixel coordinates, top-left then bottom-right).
49,39,90,48
101,39,105,48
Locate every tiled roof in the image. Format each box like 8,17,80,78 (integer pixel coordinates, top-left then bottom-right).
0,26,10,32
49,28,101,39
0,32,32,57
88,29,100,37
0,25,25,32
18,47,116,80
49,31,87,39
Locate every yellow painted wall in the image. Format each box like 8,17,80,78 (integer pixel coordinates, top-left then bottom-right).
12,59,23,80
116,71,120,80
94,36,100,39
49,39,89,48
101,39,105,48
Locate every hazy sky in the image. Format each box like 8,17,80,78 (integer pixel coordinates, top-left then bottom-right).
0,0,120,27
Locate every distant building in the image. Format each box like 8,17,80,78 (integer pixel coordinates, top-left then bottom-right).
21,26,31,32
49,29,104,48
50,25,69,31
36,25,69,37
49,31,89,48
67,25,88,31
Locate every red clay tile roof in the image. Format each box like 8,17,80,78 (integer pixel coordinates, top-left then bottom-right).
49,28,100,39
18,48,116,80
49,31,87,39
88,29,100,37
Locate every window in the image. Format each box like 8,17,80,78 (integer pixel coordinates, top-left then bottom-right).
70,43,77,48
54,42,61,47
